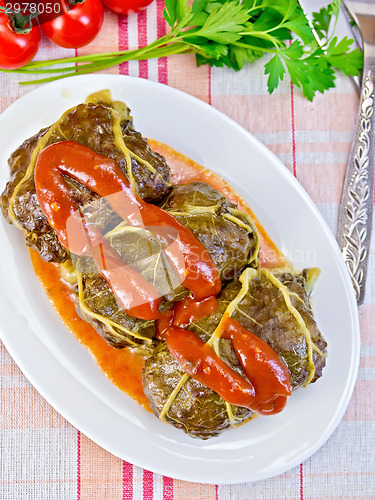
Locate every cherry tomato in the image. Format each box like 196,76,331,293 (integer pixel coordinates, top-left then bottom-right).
41,0,104,49
101,0,153,15
0,11,41,69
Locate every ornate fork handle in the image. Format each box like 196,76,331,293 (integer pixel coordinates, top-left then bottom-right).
337,65,374,306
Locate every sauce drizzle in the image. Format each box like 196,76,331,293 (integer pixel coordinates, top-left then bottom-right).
158,310,292,414
34,141,221,320
30,140,287,411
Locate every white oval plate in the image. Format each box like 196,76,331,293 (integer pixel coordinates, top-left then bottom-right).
0,75,360,484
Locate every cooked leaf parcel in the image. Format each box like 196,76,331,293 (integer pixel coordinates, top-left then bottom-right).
1,91,327,439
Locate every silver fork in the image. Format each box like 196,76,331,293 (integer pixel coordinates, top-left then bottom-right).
337,0,375,305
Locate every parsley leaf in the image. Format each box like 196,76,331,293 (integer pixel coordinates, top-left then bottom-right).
284,16,314,44
325,37,363,76
264,53,286,94
231,45,263,70
192,0,209,14
164,0,191,30
312,7,331,39
282,40,304,60
163,0,176,28
284,57,336,100
194,2,249,44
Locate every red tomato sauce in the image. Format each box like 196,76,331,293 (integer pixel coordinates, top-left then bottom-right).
29,248,152,411
34,141,220,319
29,140,285,409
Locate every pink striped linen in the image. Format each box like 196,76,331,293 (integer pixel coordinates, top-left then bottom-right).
0,3,374,499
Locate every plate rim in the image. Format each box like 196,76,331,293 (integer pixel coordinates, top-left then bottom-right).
0,74,360,484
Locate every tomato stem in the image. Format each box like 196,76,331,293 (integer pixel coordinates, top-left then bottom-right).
0,6,37,34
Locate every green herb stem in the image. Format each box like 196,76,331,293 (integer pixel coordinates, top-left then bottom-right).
20,42,192,84
2,0,363,101
240,31,285,48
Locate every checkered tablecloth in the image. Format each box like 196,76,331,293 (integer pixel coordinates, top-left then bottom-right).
1,1,374,499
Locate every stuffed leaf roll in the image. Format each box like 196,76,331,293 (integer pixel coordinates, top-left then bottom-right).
74,222,188,348
0,90,328,443
74,182,259,348
1,91,171,263
160,182,259,282
143,267,327,439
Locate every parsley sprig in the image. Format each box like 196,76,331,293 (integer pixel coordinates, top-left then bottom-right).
3,0,363,100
